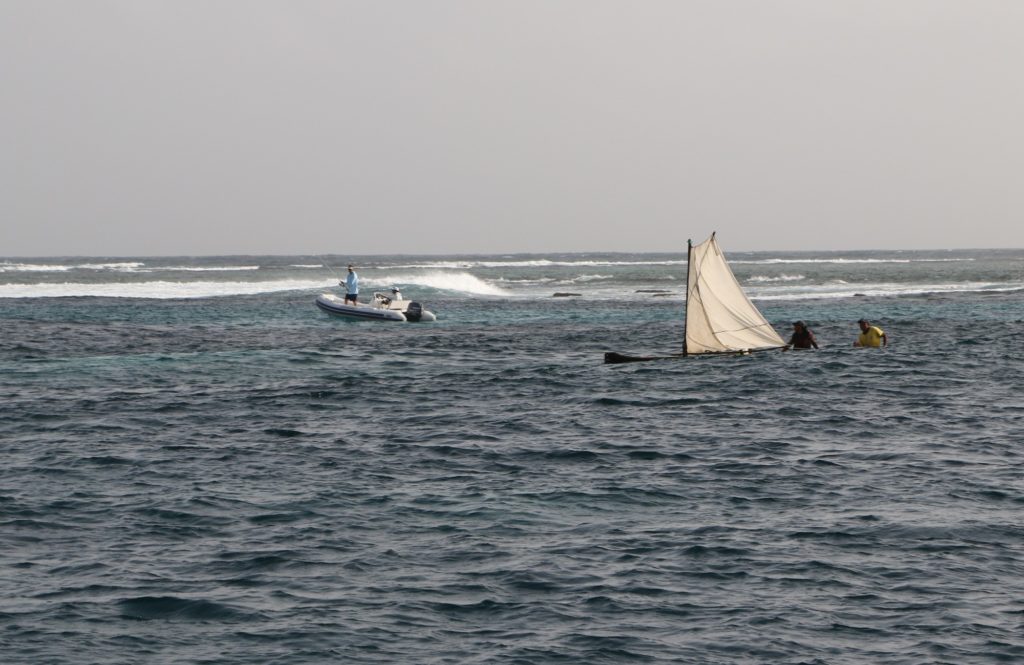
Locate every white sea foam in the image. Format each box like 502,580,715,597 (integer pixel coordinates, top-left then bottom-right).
78,262,146,271
366,271,511,296
0,279,336,299
0,269,510,299
379,256,976,270
731,258,975,265
377,261,475,270
0,261,266,274
495,277,558,285
0,263,72,273
747,274,805,283
156,265,261,272
748,281,1020,301
0,261,147,273
378,259,689,269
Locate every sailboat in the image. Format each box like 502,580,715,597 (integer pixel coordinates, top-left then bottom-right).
604,233,787,363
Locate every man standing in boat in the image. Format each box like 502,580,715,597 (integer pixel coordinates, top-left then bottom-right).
343,265,359,305
788,321,819,349
854,318,888,347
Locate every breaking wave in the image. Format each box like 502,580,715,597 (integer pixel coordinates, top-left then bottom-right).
0,279,335,299
0,261,146,273
748,274,805,283
378,259,688,269
157,265,260,272
748,281,1024,301
732,258,976,265
0,261,261,274
0,271,510,299
366,271,510,296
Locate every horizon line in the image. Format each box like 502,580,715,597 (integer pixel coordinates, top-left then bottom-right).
2,246,1021,260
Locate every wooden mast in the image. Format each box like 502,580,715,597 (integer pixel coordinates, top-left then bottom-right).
683,238,692,357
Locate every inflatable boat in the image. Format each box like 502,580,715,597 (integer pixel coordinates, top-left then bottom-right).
315,289,437,322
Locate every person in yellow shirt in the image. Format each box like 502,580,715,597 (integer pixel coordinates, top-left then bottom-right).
854,319,888,347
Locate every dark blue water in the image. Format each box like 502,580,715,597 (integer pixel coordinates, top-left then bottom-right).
2,252,1024,663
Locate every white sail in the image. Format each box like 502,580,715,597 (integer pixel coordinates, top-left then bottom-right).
685,234,786,354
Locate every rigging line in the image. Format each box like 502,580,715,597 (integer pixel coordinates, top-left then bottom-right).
691,243,773,322
693,276,776,335
694,276,776,332
710,322,780,334
698,283,779,334
319,256,343,280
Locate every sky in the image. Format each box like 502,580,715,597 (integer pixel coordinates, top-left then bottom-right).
2,1,1023,256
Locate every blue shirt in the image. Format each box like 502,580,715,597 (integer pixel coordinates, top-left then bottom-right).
345,271,359,295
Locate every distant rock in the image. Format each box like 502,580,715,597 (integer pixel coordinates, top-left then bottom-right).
636,289,671,293
854,293,866,297
552,292,581,298
651,293,673,297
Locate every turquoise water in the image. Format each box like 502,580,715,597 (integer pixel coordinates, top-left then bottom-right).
2,250,1023,663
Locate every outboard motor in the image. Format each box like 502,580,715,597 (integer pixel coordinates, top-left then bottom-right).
404,301,423,322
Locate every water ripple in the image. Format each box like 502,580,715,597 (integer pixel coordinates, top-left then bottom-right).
1,290,1023,662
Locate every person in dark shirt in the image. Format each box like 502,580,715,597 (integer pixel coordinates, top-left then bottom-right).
789,321,819,349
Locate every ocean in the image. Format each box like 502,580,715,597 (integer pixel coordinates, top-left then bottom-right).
2,248,1023,664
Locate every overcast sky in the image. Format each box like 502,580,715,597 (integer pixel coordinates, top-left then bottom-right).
2,1,1023,256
